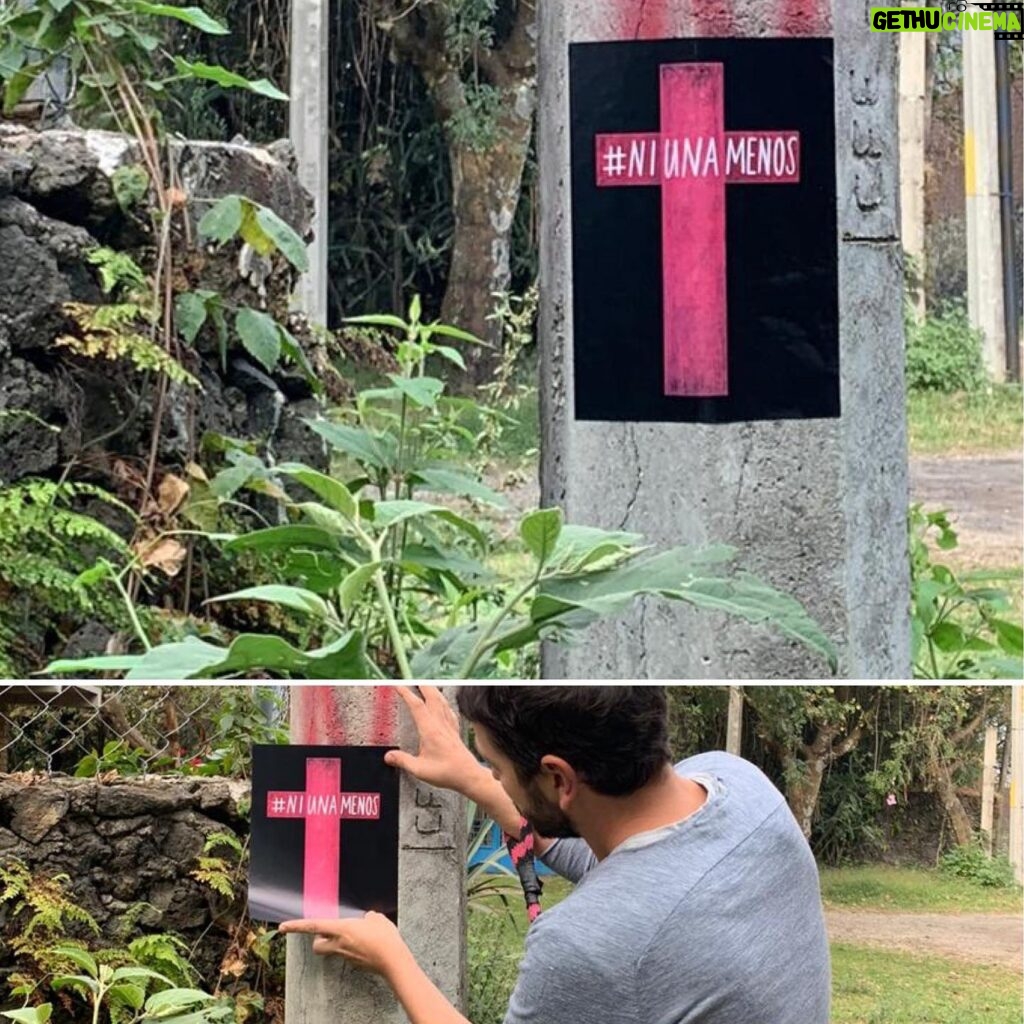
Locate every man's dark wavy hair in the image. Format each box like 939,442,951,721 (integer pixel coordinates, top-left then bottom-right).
456,687,671,796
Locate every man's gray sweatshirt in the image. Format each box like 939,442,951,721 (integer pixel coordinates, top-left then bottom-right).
503,751,831,1024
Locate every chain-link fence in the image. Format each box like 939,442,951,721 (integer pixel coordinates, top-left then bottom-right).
0,684,288,776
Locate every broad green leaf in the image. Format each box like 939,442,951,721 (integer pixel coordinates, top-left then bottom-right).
206,585,336,623
339,562,382,615
110,968,174,985
108,984,146,1011
255,206,309,272
411,467,508,508
929,621,967,653
432,345,465,370
278,324,319,390
48,946,98,976
51,632,373,680
297,502,356,538
533,548,836,671
175,291,208,344
276,463,356,520
172,59,288,100
992,618,1023,655
408,294,422,324
343,314,408,331
223,525,340,553
428,322,486,346
2,61,47,115
237,200,275,256
1,1008,52,1024
400,544,494,583
128,3,228,34
520,508,563,566
387,374,444,409
549,524,645,573
197,194,243,243
374,500,485,548
235,308,281,372
143,989,216,1015
305,420,396,471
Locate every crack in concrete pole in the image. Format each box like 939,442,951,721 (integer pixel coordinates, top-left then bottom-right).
618,424,644,530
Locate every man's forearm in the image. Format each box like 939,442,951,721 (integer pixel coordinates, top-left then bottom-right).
384,950,472,1024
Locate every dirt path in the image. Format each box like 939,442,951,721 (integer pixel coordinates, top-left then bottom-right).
825,909,1023,970
910,453,1023,569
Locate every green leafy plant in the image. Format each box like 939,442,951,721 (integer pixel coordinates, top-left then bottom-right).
46,303,837,680
905,301,987,393
191,832,245,900
0,0,282,120
940,840,1019,889
909,505,1023,679
74,740,160,778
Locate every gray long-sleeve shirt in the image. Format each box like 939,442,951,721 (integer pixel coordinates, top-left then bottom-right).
503,751,831,1024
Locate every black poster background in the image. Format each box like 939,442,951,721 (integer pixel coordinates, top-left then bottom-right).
249,744,399,924
569,38,840,423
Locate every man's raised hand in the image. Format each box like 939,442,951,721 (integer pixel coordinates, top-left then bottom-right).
384,686,486,796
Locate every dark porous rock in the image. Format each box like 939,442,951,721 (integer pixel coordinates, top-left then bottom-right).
95,778,198,818
8,785,70,843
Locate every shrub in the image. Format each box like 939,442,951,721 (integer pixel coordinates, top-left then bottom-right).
940,841,1018,888
905,302,987,393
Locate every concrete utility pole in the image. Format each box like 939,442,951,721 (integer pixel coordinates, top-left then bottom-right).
285,687,467,1024
962,30,1006,381
726,687,743,756
898,21,927,320
1010,686,1022,885
980,723,997,855
538,0,909,678
289,0,330,327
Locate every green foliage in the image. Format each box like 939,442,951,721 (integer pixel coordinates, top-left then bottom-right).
939,841,1019,888
1,859,230,1024
812,754,886,867
905,302,987,392
74,741,162,778
185,686,287,777
191,832,245,900
0,0,283,122
909,506,1023,679
47,303,837,680
0,478,131,675
0,859,101,954
57,302,200,387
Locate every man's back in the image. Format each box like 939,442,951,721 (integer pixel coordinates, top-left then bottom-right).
504,751,831,1024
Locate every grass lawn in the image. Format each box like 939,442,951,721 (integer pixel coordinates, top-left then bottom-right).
820,864,1024,913
831,944,1022,1024
907,385,1023,455
468,868,1022,1024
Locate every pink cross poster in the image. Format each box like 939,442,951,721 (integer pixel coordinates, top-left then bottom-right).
570,38,839,423
249,744,399,924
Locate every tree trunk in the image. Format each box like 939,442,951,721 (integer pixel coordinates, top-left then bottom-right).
442,94,534,384
786,753,828,839
928,746,976,847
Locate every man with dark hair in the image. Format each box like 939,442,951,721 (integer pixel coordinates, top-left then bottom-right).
281,686,831,1023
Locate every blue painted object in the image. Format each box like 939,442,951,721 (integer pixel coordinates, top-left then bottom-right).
468,818,555,875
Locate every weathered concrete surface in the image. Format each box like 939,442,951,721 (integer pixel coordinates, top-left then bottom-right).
286,687,466,1024
538,0,910,678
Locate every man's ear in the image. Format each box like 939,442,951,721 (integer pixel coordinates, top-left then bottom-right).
538,755,579,808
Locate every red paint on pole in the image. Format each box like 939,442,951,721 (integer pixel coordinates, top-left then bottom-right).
292,687,346,745
690,0,735,37
776,0,831,36
595,64,801,396
371,687,398,745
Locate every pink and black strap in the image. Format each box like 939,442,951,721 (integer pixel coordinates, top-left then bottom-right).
504,816,543,922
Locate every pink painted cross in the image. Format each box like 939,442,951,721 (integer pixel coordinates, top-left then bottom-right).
267,757,382,918
595,62,801,397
